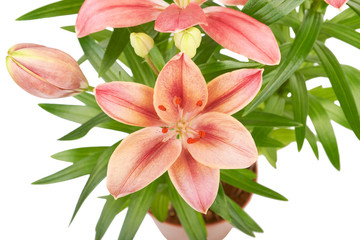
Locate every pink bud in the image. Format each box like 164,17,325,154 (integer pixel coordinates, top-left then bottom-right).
6,43,89,99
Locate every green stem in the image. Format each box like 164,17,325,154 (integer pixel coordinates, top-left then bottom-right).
85,85,94,92
144,55,159,75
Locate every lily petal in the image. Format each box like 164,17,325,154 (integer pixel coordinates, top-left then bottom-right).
187,112,257,169
168,149,219,214
217,0,248,5
154,53,208,123
155,3,207,33
107,127,182,199
324,0,348,8
76,0,168,37
95,82,164,127
204,69,263,115
201,7,280,65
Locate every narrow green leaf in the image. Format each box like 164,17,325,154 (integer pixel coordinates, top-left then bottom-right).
17,0,84,21
321,22,360,50
73,92,99,109
348,0,360,16
342,65,360,113
70,142,120,223
242,0,305,25
193,35,219,65
78,36,132,82
99,28,130,77
221,170,287,201
167,176,207,240
299,66,327,80
317,98,350,129
330,8,360,29
233,111,302,127
33,152,103,185
305,127,319,159
244,10,322,114
119,181,158,240
309,95,340,170
51,146,107,163
210,184,231,222
255,137,285,148
269,129,296,147
151,188,170,222
309,86,337,101
149,45,166,71
314,41,360,140
261,148,277,168
96,195,130,240
289,72,309,151
226,197,263,234
59,113,111,141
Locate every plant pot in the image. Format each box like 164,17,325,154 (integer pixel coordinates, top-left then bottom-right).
149,164,257,240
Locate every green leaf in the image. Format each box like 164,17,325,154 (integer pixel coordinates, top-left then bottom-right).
73,92,99,108
70,142,120,223
261,148,277,168
17,0,84,21
269,129,296,147
78,36,132,82
317,98,350,129
244,9,322,115
62,25,112,42
96,195,130,240
242,0,305,25
149,45,166,72
119,181,158,240
309,86,337,101
329,8,360,29
314,41,360,140
221,170,287,201
59,113,111,141
299,66,327,80
233,111,302,127
348,0,360,16
309,95,340,170
51,146,107,163
33,151,103,185
167,176,207,240
305,127,319,159
321,22,360,50
226,197,263,234
255,137,285,148
342,65,360,113
99,28,130,77
289,72,309,151
210,184,231,222
151,187,170,222
199,61,262,81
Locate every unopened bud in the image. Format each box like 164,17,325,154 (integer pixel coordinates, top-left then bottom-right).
6,43,89,99
130,33,154,58
174,27,202,58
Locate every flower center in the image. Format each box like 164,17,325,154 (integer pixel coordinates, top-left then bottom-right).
159,95,206,144
174,0,190,8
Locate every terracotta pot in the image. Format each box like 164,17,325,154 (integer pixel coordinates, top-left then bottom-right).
150,164,257,240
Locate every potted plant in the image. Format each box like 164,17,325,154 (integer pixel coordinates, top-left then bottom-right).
2,0,360,239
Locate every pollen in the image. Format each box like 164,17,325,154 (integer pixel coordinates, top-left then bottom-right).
162,127,168,134
158,105,166,111
187,138,200,144
198,130,206,138
196,100,203,107
175,97,182,105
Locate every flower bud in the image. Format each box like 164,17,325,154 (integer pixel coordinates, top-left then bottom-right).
174,27,202,58
6,43,89,99
130,33,154,58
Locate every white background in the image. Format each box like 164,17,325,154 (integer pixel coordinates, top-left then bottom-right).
1,1,360,240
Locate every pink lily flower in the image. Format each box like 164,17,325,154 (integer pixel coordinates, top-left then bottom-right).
94,53,260,213
324,0,348,8
76,0,280,65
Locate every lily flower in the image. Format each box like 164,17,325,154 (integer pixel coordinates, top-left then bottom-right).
76,0,280,65
95,53,261,213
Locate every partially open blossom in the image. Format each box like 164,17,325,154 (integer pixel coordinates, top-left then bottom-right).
174,27,202,58
324,0,348,8
130,32,154,58
6,43,88,99
76,0,280,65
95,53,261,213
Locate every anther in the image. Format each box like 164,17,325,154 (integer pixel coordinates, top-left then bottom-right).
175,97,182,105
158,105,166,111
162,127,168,134
196,100,203,107
187,138,200,144
198,131,206,138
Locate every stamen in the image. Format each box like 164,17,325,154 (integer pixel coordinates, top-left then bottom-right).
196,100,203,107
158,105,166,111
198,130,206,138
175,97,182,105
187,138,200,144
162,127,168,134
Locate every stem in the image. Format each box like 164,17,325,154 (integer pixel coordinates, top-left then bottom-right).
85,85,94,92
144,55,159,75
